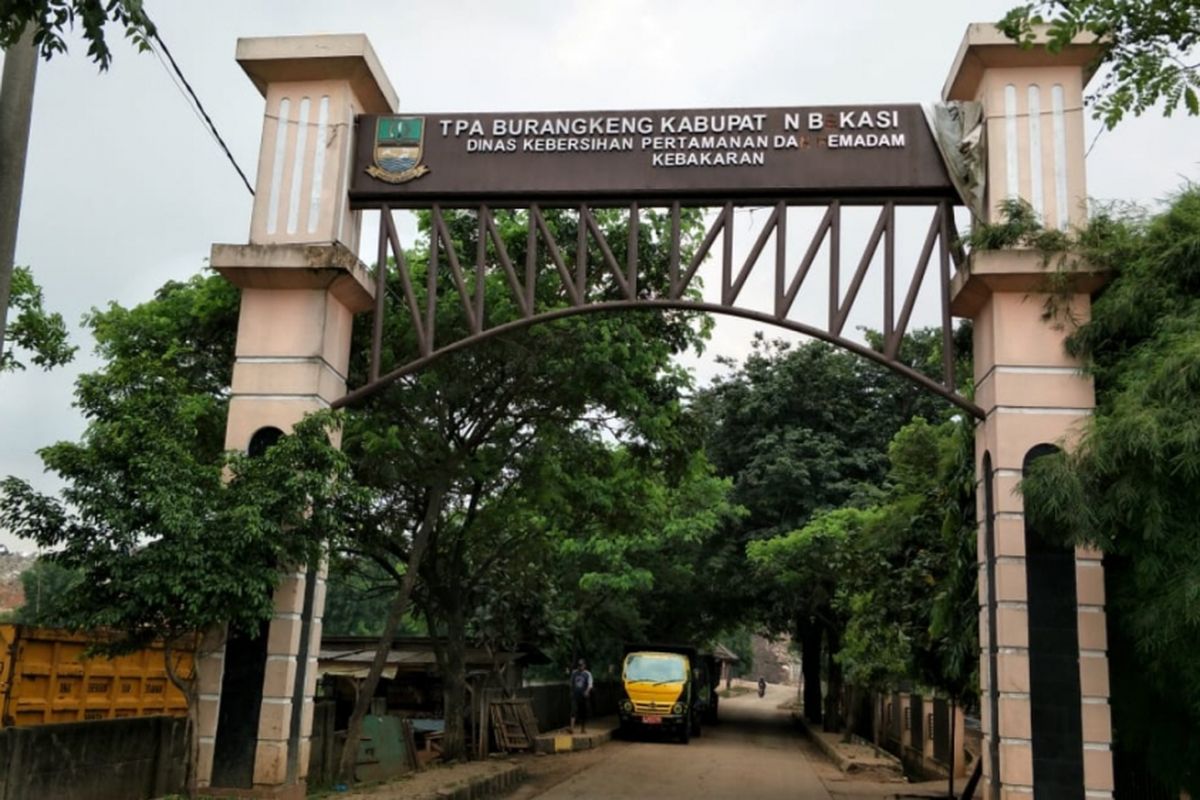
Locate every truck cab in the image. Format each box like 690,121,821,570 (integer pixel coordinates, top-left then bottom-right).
618,644,698,743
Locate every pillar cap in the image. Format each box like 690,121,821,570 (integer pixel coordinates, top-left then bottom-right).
950,249,1106,317
943,23,1103,102
211,242,376,313
235,34,398,113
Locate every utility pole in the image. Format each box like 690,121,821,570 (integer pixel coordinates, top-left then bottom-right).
0,26,39,366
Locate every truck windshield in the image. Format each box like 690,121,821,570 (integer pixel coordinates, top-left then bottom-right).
624,654,687,683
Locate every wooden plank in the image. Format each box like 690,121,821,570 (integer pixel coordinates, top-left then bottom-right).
489,703,512,751
489,699,536,752
516,699,540,743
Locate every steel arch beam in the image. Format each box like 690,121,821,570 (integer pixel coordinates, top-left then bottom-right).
332,299,982,419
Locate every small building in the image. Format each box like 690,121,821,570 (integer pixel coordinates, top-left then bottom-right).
713,643,740,689
310,636,550,779
316,636,548,730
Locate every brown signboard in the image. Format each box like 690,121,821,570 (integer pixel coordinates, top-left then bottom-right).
349,104,956,207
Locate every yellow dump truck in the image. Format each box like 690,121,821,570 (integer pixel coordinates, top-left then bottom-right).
618,643,699,743
0,625,190,727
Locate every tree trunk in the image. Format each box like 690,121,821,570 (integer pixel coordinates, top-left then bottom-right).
437,601,468,761
336,483,446,784
183,683,199,798
823,625,843,733
800,622,823,724
163,639,201,799
841,684,857,744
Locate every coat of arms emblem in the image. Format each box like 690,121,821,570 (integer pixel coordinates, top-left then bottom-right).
366,116,431,184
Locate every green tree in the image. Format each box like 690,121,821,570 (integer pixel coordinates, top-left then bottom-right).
1000,1,1200,128
0,272,349,798
538,443,740,675
1021,188,1200,793
322,556,425,638
334,205,714,770
695,330,964,542
694,327,968,726
747,506,872,729
0,0,154,68
0,266,74,372
833,418,978,722
4,556,81,625
2,2,156,375
927,414,982,707
746,415,978,738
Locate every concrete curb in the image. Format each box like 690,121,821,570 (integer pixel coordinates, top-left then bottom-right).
791,712,903,777
792,712,856,773
533,718,618,754
432,763,527,800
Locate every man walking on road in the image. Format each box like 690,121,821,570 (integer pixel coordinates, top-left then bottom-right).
569,658,593,733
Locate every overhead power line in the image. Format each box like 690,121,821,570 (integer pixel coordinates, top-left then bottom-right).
146,26,255,196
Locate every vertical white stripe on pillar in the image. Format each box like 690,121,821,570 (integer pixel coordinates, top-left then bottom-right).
334,102,357,244
307,96,330,235
266,97,290,236
1052,84,1069,229
1027,85,1044,219
1004,84,1019,199
286,97,311,235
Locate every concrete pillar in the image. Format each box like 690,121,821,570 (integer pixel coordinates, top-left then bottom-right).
199,35,396,796
946,24,1112,800
899,693,914,752
921,698,935,763
952,704,966,779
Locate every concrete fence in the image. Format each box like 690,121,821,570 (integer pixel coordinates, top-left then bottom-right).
0,715,187,800
520,682,620,732
877,692,967,780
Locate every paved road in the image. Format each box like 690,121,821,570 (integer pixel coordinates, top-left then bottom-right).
526,683,832,799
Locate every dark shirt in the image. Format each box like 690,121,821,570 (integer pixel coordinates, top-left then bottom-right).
570,668,594,696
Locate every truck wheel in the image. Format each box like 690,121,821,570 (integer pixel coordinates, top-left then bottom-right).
679,723,691,744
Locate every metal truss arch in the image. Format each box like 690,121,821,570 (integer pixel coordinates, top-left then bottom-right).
338,200,982,419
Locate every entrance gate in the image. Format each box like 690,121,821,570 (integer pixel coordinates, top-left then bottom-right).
204,27,1113,798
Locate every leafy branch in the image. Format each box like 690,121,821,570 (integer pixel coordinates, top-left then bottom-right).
0,266,75,373
0,0,156,69
1000,1,1200,128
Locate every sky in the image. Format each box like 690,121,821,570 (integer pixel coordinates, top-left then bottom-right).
1,0,1197,552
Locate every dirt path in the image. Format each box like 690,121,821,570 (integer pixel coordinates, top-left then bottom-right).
515,682,832,799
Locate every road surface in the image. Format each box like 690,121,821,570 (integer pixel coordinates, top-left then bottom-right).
524,683,832,799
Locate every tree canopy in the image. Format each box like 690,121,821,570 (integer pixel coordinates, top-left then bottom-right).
2,556,80,626
0,272,349,796
333,206,726,761
693,325,975,730
747,415,978,726
0,0,154,68
0,266,74,372
1021,187,1200,793
0,272,345,650
1000,1,1200,128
